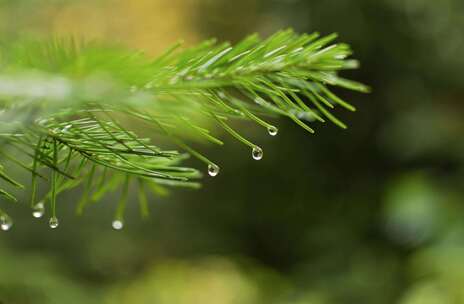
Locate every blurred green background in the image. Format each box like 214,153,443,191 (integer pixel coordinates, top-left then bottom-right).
1,0,464,303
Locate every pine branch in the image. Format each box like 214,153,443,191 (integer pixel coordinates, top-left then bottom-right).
0,29,369,230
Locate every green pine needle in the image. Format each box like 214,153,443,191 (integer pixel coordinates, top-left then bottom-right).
0,29,368,226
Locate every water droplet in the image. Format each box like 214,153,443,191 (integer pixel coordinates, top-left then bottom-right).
252,147,263,160
254,97,265,105
112,220,124,230
61,124,72,133
32,201,45,218
207,164,220,177
267,126,278,136
0,216,12,231
49,217,59,229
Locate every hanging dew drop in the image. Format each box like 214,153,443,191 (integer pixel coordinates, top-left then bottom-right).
112,220,124,230
0,216,12,231
207,164,220,177
32,210,43,218
1,222,12,231
267,126,278,136
32,201,45,218
49,217,59,229
252,147,263,160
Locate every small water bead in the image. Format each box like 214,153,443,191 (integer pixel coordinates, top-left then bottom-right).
112,220,124,230
207,164,220,177
0,216,12,231
49,217,59,229
252,147,263,160
267,126,278,136
32,201,45,218
254,97,265,105
61,124,72,133
1,222,12,231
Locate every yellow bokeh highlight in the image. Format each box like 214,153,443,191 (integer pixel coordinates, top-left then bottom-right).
0,0,200,55
52,0,200,54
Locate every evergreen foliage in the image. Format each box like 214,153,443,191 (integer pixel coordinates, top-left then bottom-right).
0,29,368,228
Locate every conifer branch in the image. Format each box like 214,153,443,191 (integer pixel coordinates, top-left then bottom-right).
0,29,369,229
